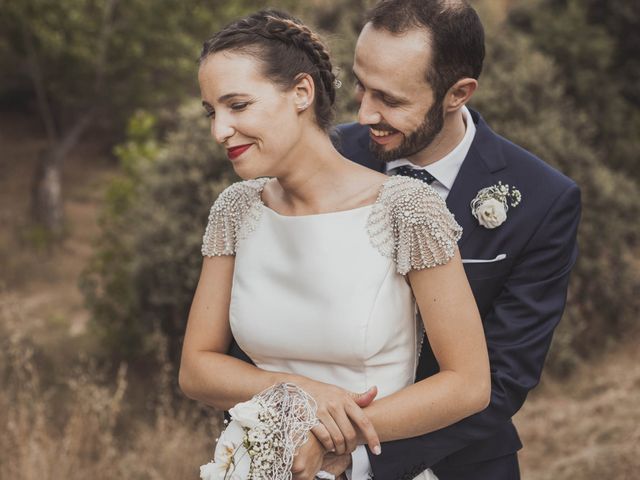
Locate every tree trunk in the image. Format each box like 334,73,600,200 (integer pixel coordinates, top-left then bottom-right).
32,149,64,238
29,110,95,238
23,0,116,240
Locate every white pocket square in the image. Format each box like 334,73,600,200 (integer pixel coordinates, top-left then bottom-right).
462,254,507,264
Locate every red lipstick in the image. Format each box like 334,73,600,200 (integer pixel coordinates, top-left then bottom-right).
227,144,252,159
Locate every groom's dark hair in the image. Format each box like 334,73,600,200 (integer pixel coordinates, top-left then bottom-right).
366,0,485,100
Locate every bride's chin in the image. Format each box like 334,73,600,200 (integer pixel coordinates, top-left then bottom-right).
232,158,274,180
230,162,253,180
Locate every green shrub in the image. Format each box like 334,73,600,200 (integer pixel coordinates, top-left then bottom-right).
82,103,235,364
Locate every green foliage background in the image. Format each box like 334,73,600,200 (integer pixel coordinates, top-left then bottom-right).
3,0,638,377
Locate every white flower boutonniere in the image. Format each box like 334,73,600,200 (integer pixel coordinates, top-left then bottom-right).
471,182,522,229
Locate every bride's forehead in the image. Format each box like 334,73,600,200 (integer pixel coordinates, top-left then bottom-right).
200,51,262,77
199,52,275,91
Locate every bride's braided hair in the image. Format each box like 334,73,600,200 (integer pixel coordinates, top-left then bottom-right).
200,10,337,131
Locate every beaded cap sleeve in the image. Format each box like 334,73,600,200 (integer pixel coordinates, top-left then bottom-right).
367,176,462,275
201,178,269,257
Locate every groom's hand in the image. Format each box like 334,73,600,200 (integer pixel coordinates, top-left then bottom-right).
292,432,326,480
292,434,353,480
320,452,352,478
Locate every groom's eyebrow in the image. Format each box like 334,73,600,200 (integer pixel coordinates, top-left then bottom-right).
352,70,409,105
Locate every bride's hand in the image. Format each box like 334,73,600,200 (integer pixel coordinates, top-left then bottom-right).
297,378,380,456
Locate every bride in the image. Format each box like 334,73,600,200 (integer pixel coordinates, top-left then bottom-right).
179,10,489,480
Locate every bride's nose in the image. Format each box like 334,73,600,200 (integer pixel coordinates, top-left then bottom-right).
212,113,235,144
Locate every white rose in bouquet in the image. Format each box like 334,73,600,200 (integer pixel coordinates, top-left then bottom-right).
200,462,226,480
229,399,262,429
200,420,250,480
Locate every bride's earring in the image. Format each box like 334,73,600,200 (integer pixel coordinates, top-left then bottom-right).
297,102,309,111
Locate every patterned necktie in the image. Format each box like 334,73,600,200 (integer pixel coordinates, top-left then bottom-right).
393,165,437,185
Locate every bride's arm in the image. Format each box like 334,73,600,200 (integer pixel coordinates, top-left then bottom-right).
179,256,286,408
362,248,490,442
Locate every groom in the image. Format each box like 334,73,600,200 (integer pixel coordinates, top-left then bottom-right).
330,0,581,479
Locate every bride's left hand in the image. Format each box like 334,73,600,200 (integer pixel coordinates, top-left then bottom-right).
293,377,380,455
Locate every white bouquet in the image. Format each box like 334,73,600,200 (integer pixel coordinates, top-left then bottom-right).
200,383,319,480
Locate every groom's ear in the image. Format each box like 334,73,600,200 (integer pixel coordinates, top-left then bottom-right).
444,78,478,113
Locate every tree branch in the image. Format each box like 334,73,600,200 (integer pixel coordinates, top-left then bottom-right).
53,0,119,165
21,19,58,146
94,0,119,94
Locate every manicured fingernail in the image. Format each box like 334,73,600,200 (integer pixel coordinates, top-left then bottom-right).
373,445,381,455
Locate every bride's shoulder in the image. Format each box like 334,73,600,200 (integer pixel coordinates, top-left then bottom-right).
374,176,446,212
214,178,269,209
201,178,269,257
368,176,462,274
380,174,436,193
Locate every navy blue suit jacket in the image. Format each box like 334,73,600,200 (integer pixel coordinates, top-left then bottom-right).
334,110,581,479
227,109,581,479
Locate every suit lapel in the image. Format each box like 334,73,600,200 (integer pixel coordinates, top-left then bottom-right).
446,111,507,247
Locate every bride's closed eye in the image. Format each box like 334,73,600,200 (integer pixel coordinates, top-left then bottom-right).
202,102,249,118
230,102,250,111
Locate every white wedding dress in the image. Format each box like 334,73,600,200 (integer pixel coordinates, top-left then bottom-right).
202,175,461,480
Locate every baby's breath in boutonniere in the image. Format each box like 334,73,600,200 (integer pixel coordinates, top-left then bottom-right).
470,182,522,229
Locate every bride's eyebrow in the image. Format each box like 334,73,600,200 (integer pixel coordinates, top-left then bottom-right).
201,94,250,109
218,92,248,102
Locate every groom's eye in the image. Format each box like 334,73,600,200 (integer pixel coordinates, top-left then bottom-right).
382,96,401,108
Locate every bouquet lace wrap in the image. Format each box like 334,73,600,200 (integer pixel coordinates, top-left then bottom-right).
252,383,319,478
200,383,319,480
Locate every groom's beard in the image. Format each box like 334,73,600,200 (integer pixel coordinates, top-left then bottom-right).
370,98,445,163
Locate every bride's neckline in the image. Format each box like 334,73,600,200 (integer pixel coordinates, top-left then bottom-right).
260,201,374,219
258,176,393,219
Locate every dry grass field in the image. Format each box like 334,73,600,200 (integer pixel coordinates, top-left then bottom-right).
515,343,640,479
1,112,638,479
